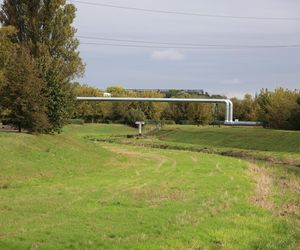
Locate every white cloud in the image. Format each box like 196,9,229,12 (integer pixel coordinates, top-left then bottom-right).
221,78,242,85
151,49,185,61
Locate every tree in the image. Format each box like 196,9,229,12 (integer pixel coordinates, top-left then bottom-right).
231,94,257,121
164,91,190,123
72,83,104,123
0,43,50,132
0,0,84,132
0,26,17,121
290,96,300,130
106,86,126,96
187,103,214,125
256,88,299,129
124,108,146,127
0,26,16,78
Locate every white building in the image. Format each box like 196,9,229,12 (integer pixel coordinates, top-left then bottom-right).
103,92,112,97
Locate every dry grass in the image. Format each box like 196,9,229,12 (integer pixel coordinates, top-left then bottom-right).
176,210,199,226
248,163,274,210
248,163,300,216
280,201,300,216
190,156,198,163
276,176,300,193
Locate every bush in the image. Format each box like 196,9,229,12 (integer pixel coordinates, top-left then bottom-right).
1,119,10,126
68,119,85,125
124,108,146,127
179,120,196,125
161,120,176,125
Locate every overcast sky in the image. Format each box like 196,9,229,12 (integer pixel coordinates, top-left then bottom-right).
2,0,300,97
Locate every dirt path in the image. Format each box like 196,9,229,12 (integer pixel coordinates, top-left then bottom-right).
102,145,177,169
93,137,300,168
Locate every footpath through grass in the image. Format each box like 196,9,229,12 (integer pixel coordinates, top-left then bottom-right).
0,124,299,249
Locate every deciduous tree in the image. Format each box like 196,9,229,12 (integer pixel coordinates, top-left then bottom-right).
0,0,84,132
0,37,50,132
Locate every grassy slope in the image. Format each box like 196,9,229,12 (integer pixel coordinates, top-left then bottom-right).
0,125,299,249
154,125,300,153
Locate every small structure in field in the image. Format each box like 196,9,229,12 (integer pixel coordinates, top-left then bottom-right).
135,121,145,136
103,92,112,97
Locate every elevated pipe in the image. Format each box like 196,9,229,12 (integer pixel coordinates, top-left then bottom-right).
224,100,231,124
228,100,234,123
76,97,233,124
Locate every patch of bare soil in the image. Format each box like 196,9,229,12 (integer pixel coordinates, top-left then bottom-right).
0,124,18,132
0,124,30,133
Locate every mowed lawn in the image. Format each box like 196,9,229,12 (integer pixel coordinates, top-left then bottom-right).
0,125,299,249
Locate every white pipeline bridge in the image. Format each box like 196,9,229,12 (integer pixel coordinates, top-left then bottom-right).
76,97,260,126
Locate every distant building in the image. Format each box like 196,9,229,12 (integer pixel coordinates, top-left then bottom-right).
125,89,205,95
103,92,112,97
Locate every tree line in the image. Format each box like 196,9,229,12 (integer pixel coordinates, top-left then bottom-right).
73,84,300,130
232,89,300,130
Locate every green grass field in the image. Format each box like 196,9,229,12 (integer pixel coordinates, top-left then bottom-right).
154,125,300,153
0,124,299,249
